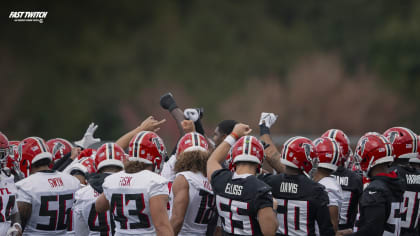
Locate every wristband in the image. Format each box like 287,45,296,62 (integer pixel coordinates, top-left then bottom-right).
13,223,22,231
259,124,270,136
224,135,236,146
230,132,239,140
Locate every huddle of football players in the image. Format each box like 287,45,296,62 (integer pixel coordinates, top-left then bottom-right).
0,92,419,236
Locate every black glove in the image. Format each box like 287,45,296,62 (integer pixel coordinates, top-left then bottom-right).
259,124,270,136
160,93,178,111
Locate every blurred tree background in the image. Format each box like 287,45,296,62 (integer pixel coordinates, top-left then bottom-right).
1,0,419,147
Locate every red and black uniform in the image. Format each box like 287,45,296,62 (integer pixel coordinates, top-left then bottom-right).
259,173,335,236
353,172,404,236
211,169,273,236
390,165,420,236
333,166,363,230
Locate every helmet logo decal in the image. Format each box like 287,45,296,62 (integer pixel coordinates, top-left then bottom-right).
388,131,399,144
359,137,368,157
302,143,313,162
17,142,24,162
52,142,65,158
152,137,166,159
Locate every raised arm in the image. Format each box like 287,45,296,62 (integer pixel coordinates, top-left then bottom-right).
258,112,284,173
116,116,166,150
160,93,185,136
207,123,252,181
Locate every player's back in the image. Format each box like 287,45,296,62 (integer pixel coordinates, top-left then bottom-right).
332,166,363,230
0,171,18,235
102,170,169,236
390,165,420,236
75,183,114,236
211,169,273,236
171,171,215,236
259,173,335,236
355,173,404,236
16,170,80,235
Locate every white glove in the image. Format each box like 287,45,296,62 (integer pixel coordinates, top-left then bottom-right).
259,112,278,128
6,223,21,236
184,108,200,122
74,123,101,149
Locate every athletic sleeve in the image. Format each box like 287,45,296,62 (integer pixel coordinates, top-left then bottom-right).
326,187,342,207
254,189,274,212
73,200,89,236
350,205,386,235
210,169,231,194
102,177,111,201
149,177,169,197
16,186,32,203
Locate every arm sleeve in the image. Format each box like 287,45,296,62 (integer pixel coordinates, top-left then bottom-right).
16,187,32,204
254,185,274,212
210,169,229,192
149,178,169,198
326,187,341,207
73,200,89,236
102,179,111,201
350,205,386,235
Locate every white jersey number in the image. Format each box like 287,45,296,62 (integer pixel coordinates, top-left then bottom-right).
216,195,253,235
276,199,308,235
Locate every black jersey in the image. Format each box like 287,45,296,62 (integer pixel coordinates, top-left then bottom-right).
211,169,273,236
353,173,404,236
332,166,363,230
258,173,335,236
390,165,420,236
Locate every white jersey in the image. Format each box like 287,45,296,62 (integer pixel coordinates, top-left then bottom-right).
74,185,113,236
319,176,343,209
102,170,169,236
0,171,18,235
161,155,177,183
170,171,215,236
16,170,80,236
316,176,343,234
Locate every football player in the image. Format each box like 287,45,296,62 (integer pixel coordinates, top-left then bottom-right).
0,132,22,236
312,137,344,232
207,123,278,236
259,136,336,235
383,127,420,235
351,134,403,235
169,132,214,235
73,142,126,236
323,129,363,231
16,137,80,235
95,131,173,235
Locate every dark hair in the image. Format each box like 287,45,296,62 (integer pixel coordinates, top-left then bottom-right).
31,158,51,168
99,165,123,173
174,150,209,175
124,160,150,174
217,120,238,135
70,169,85,177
